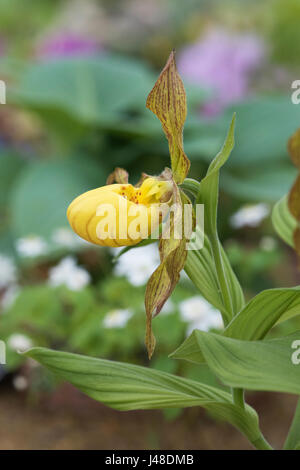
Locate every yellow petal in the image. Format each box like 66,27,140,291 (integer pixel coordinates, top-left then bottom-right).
67,179,172,247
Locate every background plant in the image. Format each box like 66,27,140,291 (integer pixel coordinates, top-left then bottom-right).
1,0,300,450
17,50,300,451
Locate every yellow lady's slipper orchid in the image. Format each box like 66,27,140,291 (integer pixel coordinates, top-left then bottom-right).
67,177,173,247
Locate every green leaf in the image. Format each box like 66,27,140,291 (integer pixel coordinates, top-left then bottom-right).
223,96,300,168
171,286,300,364
197,114,235,235
193,115,239,323
173,330,300,395
185,232,223,311
224,287,300,340
10,156,105,239
185,230,244,320
12,55,154,124
170,328,206,364
0,152,25,254
272,195,297,248
185,100,298,202
184,133,224,163
284,398,300,450
1,285,65,338
220,243,245,316
0,152,25,208
24,347,262,444
181,168,244,324
221,165,297,203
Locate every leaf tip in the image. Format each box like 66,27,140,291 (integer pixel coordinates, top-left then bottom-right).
145,329,156,360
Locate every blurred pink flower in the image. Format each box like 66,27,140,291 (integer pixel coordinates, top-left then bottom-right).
37,33,101,59
178,29,265,116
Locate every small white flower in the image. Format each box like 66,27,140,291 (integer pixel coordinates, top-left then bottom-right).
230,203,270,229
0,254,17,288
114,244,159,286
52,227,78,248
48,256,91,291
179,296,211,322
102,308,133,328
1,284,20,310
16,235,48,257
52,227,89,248
259,236,277,252
13,375,28,391
179,296,223,336
8,333,33,352
186,311,224,336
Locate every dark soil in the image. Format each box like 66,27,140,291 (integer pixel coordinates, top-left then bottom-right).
0,384,297,450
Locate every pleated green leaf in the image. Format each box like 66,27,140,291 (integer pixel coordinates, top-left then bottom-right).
197,114,235,235
185,232,223,311
170,328,206,364
225,287,300,340
24,347,262,443
173,330,300,395
171,287,300,364
220,242,245,316
185,230,244,324
180,117,243,324
272,195,297,248
284,398,300,450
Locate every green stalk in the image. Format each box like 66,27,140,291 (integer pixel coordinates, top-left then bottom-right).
251,434,273,451
181,178,274,450
209,232,234,322
180,178,202,198
232,388,245,409
209,232,247,413
284,397,300,449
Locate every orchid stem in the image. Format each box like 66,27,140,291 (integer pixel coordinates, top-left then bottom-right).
232,388,245,409
209,232,233,324
181,178,273,450
251,434,273,451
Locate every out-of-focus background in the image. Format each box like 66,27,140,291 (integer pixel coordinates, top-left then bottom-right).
0,0,300,450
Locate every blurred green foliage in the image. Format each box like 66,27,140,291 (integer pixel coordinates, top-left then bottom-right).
0,0,300,399
1,275,223,397
270,0,300,66
10,156,105,239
